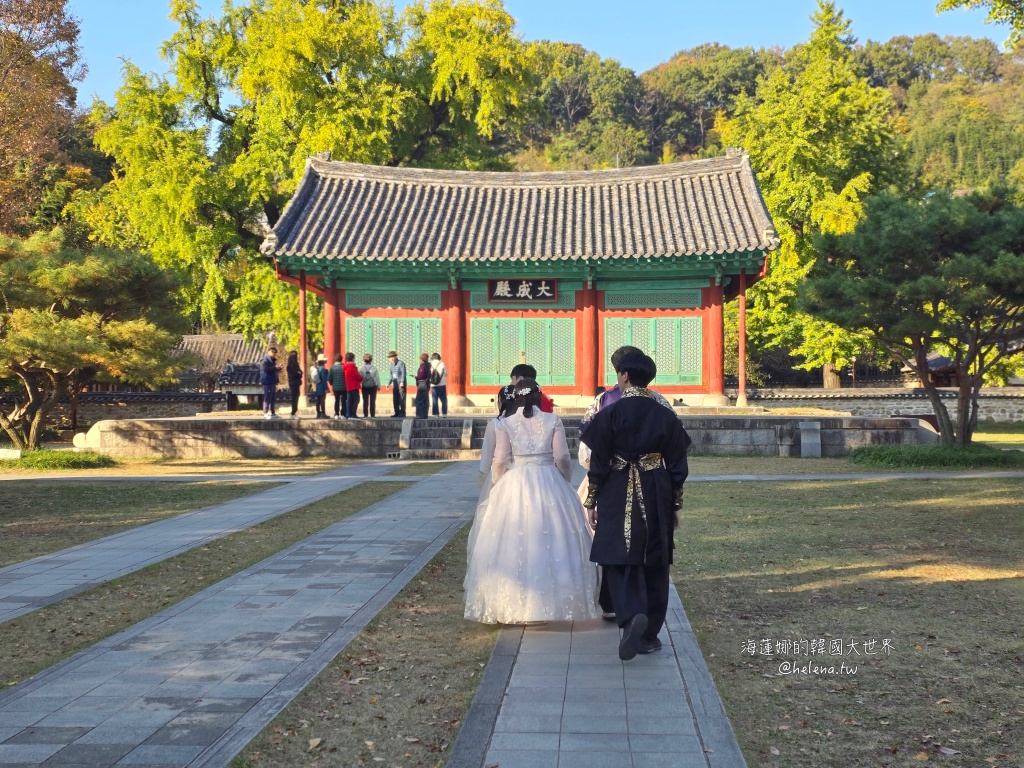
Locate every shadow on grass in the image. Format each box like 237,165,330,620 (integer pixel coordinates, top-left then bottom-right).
673,478,1023,767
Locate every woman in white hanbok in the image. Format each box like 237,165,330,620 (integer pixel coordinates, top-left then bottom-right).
464,380,600,624
466,385,517,566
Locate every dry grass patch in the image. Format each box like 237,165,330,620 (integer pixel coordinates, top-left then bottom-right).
674,477,1024,767
0,481,275,566
0,456,355,478
234,526,498,768
1,482,410,686
386,462,455,476
689,455,874,476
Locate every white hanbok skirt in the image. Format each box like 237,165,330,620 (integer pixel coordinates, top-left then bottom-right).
464,455,600,624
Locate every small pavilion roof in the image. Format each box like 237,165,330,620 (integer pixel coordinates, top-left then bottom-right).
261,150,779,266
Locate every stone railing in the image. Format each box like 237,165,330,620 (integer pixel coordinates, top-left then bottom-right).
734,387,1024,423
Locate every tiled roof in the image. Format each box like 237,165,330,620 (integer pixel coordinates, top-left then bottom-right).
261,150,779,264
217,363,263,389
175,334,266,372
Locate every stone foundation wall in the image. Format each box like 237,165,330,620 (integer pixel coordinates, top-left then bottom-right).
80,415,923,460
738,388,1024,423
54,398,228,424
80,417,402,459
679,416,923,458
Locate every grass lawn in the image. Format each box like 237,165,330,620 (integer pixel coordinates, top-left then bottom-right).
689,455,881,476
975,421,1024,451
386,461,456,476
233,526,497,768
0,481,410,686
0,456,354,478
674,477,1024,767
0,481,275,567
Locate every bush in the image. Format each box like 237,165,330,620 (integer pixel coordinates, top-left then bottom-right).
848,444,1024,469
0,450,117,470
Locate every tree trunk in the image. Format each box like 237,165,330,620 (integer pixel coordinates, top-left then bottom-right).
822,363,842,389
954,374,983,447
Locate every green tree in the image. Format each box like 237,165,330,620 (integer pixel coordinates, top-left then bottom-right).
77,0,535,335
0,230,190,450
524,41,650,170
717,1,903,387
938,0,1024,44
641,43,776,156
803,190,1024,446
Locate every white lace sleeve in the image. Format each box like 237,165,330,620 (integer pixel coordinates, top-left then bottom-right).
578,441,591,468
491,421,513,483
552,418,573,483
479,420,497,474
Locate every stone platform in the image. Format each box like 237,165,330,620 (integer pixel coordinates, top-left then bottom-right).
75,415,933,460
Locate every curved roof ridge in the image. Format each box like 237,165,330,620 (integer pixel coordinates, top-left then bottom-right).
262,151,780,262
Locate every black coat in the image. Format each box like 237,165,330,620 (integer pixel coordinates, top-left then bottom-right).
580,391,690,566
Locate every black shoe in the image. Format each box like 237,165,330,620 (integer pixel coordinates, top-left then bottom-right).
637,637,662,654
619,614,648,661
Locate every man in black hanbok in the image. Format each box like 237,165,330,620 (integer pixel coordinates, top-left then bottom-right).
581,351,691,661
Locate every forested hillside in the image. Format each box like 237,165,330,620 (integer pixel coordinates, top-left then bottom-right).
4,0,1023,385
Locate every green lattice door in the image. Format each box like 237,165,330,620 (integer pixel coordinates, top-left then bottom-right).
470,318,576,386
604,317,702,386
346,318,441,384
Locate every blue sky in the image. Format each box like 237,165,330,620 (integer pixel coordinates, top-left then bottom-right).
69,0,997,106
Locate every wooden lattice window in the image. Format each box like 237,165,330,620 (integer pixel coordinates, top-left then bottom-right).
603,317,702,386
470,318,576,387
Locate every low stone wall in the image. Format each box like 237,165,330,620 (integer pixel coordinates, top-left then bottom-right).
79,414,925,460
78,417,403,459
738,387,1024,423
58,397,228,424
680,416,924,458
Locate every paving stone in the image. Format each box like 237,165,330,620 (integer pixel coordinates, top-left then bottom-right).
557,751,634,768
3,729,90,745
481,749,558,768
116,744,204,765
486,732,560,751
0,744,64,763
42,743,136,764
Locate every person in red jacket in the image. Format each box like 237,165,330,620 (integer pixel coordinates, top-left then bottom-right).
343,352,363,419
510,364,554,412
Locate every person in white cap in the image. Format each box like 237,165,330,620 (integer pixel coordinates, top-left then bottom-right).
309,354,329,418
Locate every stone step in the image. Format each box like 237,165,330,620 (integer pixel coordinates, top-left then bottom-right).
411,427,463,440
409,437,462,450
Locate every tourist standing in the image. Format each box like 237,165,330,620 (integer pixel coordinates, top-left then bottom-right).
430,352,448,417
580,352,691,661
343,352,362,419
327,353,346,419
509,364,554,412
311,354,329,418
260,346,282,420
286,350,303,418
414,353,431,418
387,351,407,418
359,354,380,418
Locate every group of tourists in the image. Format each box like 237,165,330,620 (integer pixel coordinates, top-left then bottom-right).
464,348,690,661
257,346,449,419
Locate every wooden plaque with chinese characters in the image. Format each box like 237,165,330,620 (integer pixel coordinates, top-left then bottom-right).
486,279,559,303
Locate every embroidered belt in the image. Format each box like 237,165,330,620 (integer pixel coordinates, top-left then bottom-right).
610,452,664,553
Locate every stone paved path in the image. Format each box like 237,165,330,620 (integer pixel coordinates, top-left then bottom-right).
0,462,480,767
447,586,744,768
0,460,412,625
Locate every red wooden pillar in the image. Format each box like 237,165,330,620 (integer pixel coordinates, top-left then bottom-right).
324,284,340,362
707,280,727,403
336,289,349,357
737,269,748,407
447,285,467,398
298,272,308,403
578,283,599,398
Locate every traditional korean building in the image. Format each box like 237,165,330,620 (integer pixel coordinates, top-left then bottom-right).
261,149,779,407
